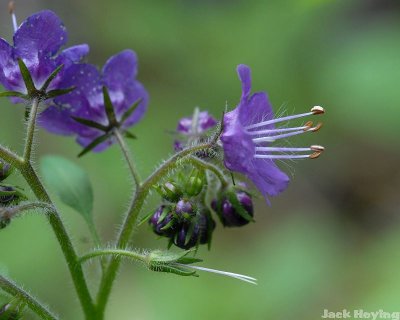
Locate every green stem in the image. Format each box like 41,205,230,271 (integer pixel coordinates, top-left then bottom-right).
23,97,39,161
80,249,145,265
0,201,54,220
188,156,229,187
20,163,96,319
0,275,58,320
113,129,141,187
0,98,96,319
96,142,216,318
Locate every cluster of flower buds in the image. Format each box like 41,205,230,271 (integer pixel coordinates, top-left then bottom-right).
0,161,25,229
149,169,216,250
0,301,23,320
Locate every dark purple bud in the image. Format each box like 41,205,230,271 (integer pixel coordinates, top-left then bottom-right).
174,213,216,250
0,186,19,206
175,199,195,221
0,161,12,182
149,206,179,237
212,191,254,227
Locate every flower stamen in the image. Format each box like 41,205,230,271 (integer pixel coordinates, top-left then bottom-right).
254,145,325,160
247,121,313,136
245,106,324,130
8,1,18,32
252,122,322,143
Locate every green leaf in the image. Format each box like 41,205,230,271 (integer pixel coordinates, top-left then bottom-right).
102,86,117,125
40,64,64,92
40,156,94,230
45,87,75,99
77,132,112,157
17,59,36,94
0,91,27,99
71,116,109,132
120,98,142,124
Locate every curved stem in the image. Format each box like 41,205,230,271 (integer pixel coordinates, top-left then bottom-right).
96,142,216,318
113,129,141,187
188,156,229,187
0,275,58,320
0,201,54,221
20,163,96,319
80,249,145,265
0,146,23,168
23,97,39,161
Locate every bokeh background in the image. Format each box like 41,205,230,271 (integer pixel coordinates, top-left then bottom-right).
1,0,400,319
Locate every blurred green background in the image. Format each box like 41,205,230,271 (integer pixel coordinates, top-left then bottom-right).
1,0,400,319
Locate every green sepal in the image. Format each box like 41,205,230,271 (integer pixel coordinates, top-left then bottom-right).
40,64,64,92
176,256,203,264
137,209,157,226
0,91,27,99
72,116,109,132
149,263,198,277
157,206,170,224
226,191,255,223
17,59,36,95
0,299,25,319
160,219,175,231
124,130,137,139
78,132,112,157
120,98,142,124
45,86,75,99
102,86,117,126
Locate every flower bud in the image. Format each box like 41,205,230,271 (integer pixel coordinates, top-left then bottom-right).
0,161,12,182
184,169,205,197
174,212,216,250
0,186,20,207
175,199,196,221
0,302,22,320
212,190,254,227
155,181,182,202
149,206,179,237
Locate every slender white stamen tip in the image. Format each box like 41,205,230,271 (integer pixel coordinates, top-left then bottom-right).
311,106,325,115
8,1,18,32
310,145,325,152
309,122,323,132
174,263,257,285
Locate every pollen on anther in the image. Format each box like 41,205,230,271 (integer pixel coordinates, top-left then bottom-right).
311,106,325,115
309,151,322,159
304,121,313,131
310,145,325,152
8,1,15,14
310,122,323,132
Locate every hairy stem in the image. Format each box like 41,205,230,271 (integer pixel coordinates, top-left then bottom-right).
80,249,145,265
0,98,96,319
113,129,141,187
188,156,229,187
0,201,54,220
23,97,39,161
20,163,96,319
0,275,58,320
96,142,216,318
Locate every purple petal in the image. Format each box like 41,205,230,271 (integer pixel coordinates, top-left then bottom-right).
57,44,89,66
39,105,79,135
248,159,289,200
239,92,274,128
13,10,67,62
76,134,114,152
0,38,21,91
102,50,148,127
237,64,251,102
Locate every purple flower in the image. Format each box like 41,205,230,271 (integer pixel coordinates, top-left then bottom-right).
39,50,149,151
0,10,89,98
174,110,217,151
221,65,324,201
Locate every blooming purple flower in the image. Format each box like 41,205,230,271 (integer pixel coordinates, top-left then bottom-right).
221,65,324,201
39,50,149,151
174,110,217,151
0,10,89,97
